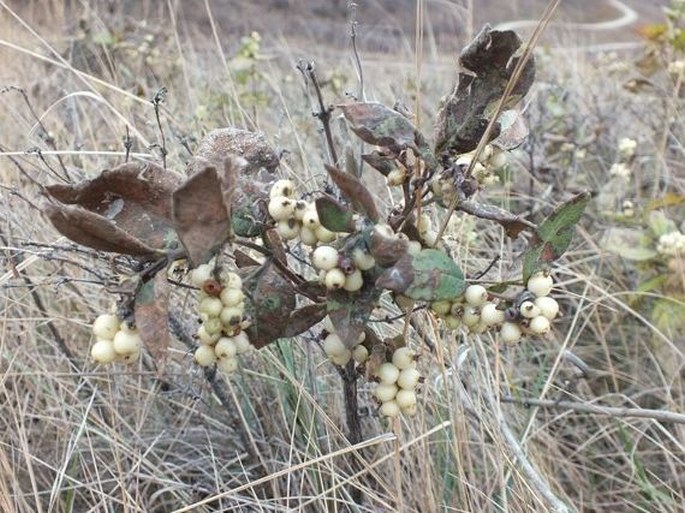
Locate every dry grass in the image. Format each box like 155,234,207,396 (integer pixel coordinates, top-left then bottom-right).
1,1,684,512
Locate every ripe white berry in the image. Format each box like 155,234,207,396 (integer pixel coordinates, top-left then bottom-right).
529,315,551,335
204,317,223,335
220,306,244,327
527,272,554,297
323,333,346,356
198,297,223,318
92,314,120,340
465,284,488,306
343,268,364,292
351,247,376,271
387,168,407,186
421,230,439,247
352,344,369,364
417,212,432,234
218,270,242,290
112,330,142,355
190,263,213,287
407,240,422,255
276,219,301,240
500,322,523,345
311,246,340,271
293,200,308,221
299,226,318,246
302,205,320,226
91,339,117,364
374,383,399,402
461,306,481,327
194,344,217,366
431,300,452,316
489,149,507,169
315,225,336,243
215,337,238,359
402,402,418,416
376,362,400,385
379,400,401,418
268,196,295,221
217,357,238,373
324,268,346,290
269,179,295,199
220,287,244,307
481,302,505,326
330,350,352,366
392,347,415,370
519,300,541,319
397,367,420,389
233,332,252,354
395,389,417,409
197,325,221,345
444,315,462,330
535,296,559,320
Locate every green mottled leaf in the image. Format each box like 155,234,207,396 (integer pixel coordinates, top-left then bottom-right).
376,249,465,301
315,195,355,233
523,192,590,282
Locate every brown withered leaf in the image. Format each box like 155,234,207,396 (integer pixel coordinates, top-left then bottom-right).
434,25,535,156
325,164,379,222
134,271,171,369
189,127,279,175
265,228,289,269
368,227,408,267
45,162,181,253
362,151,397,177
327,286,381,348
44,202,161,256
457,200,534,239
492,110,529,150
172,164,233,266
243,262,296,349
283,303,328,338
339,102,419,149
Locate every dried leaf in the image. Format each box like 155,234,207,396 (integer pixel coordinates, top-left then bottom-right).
234,249,261,268
522,191,590,282
492,110,529,150
368,228,409,267
362,151,397,177
327,287,381,348
315,195,355,233
435,25,535,155
458,200,532,238
45,162,181,253
134,271,171,368
283,303,328,338
190,127,279,175
376,249,465,301
44,203,160,256
339,101,419,149
172,165,232,266
324,164,379,222
243,262,296,349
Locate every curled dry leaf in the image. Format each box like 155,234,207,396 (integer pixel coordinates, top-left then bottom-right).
283,303,328,338
362,151,397,177
324,165,379,222
134,271,171,370
434,25,535,156
368,227,408,267
339,101,419,149
45,162,181,255
327,286,381,349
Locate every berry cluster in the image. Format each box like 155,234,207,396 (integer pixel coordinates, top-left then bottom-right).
322,324,369,367
267,179,336,246
311,245,374,292
190,262,253,373
91,313,142,364
430,272,560,345
373,347,420,418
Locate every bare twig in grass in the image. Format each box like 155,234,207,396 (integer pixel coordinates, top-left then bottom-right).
297,61,338,165
501,396,685,425
151,87,168,170
123,126,132,163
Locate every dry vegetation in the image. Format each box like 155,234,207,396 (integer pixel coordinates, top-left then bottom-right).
1,1,684,512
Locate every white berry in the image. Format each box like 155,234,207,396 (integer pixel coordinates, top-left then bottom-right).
376,362,400,385
302,207,320,228
91,339,117,364
293,200,308,220
218,270,242,290
215,337,238,359
330,350,352,366
397,367,420,389
311,246,340,271
220,306,244,327
343,268,364,292
465,284,488,306
112,330,142,355
379,400,401,418
217,357,238,373
535,296,559,320
314,225,336,243
197,325,221,345
444,315,462,330
204,317,223,335
190,263,213,287
461,306,481,327
529,315,551,335
395,389,417,409
481,302,505,326
324,268,346,290
299,226,318,246
500,322,523,345
323,333,346,356
233,332,252,353
194,344,217,366
352,344,369,364
392,347,415,370
374,383,398,402
92,314,120,340
268,196,295,221
276,219,301,240
519,300,541,319
431,300,452,316
351,247,376,271
527,272,554,297
198,296,223,318
220,287,244,307
269,179,295,199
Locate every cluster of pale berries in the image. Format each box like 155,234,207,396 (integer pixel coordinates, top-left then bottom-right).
431,271,559,345
91,313,142,364
322,325,369,367
311,244,376,292
656,230,685,257
373,347,421,417
190,263,253,373
267,179,337,246
429,145,509,203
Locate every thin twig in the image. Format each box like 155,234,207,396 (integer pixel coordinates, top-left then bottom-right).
297,61,338,165
151,87,168,170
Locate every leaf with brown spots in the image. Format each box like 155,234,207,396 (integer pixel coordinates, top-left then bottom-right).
134,271,171,370
283,303,328,338
367,227,408,267
327,286,381,348
325,165,379,222
339,101,419,149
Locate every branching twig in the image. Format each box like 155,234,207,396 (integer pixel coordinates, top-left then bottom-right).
297,61,338,165
151,87,168,170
